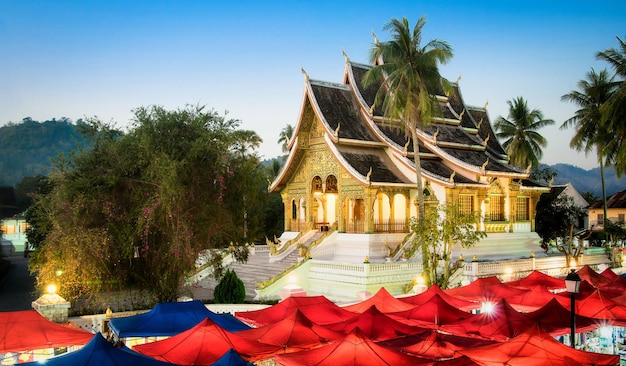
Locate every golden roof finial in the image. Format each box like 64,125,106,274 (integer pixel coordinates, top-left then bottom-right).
372,30,379,45
366,167,372,183
404,138,411,153
301,67,309,82
455,75,461,85
342,49,349,63
483,100,489,110
334,123,340,137
482,135,490,147
433,128,439,143
525,163,533,174
449,171,456,183
477,118,483,129
481,158,489,172
369,104,375,116
458,109,465,122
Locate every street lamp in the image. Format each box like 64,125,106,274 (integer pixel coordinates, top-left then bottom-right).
565,269,581,348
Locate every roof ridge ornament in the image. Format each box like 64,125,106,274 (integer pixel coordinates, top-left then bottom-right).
525,163,532,174
433,128,439,143
477,118,483,130
372,30,379,45
403,138,411,154
482,135,490,147
301,67,309,82
334,123,340,137
449,171,456,183
483,100,489,110
455,75,461,85
366,167,372,183
458,109,465,122
342,49,349,63
481,158,489,173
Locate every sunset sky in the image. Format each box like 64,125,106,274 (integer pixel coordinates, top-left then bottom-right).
1,1,625,169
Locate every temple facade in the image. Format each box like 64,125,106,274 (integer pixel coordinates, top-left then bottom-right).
269,57,548,242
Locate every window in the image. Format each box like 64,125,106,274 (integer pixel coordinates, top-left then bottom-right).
598,214,605,226
459,195,474,216
619,214,625,223
489,195,505,221
516,197,529,221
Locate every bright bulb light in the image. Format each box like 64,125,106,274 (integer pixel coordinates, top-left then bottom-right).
481,302,495,314
416,275,425,285
288,275,296,284
46,284,57,294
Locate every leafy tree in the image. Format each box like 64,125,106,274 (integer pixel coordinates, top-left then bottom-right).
530,166,557,186
363,16,453,285
581,191,598,204
15,174,53,213
561,68,618,236
406,204,485,289
213,269,246,304
597,36,626,176
535,195,586,265
277,124,294,153
29,105,269,303
494,97,555,169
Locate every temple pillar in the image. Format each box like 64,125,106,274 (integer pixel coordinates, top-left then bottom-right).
364,187,376,234
281,192,291,231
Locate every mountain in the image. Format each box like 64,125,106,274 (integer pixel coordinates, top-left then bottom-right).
548,163,626,199
0,118,89,186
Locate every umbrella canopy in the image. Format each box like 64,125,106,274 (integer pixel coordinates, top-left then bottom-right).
507,285,557,312
133,319,278,365
400,284,479,311
273,328,433,366
506,270,565,291
576,265,613,287
524,298,600,336
109,300,249,338
440,299,533,342
444,276,529,303
0,310,93,354
21,333,174,366
235,295,354,327
236,309,344,351
324,305,427,341
389,293,476,327
342,287,416,313
571,290,626,326
456,325,620,366
381,330,496,361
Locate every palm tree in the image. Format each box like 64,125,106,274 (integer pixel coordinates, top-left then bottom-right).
494,97,554,169
597,36,626,176
277,124,294,153
561,68,618,231
362,16,453,285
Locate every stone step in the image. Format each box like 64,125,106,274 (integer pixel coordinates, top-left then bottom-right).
192,248,300,301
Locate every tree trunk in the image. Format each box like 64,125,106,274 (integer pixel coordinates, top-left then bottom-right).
411,127,430,285
599,152,609,246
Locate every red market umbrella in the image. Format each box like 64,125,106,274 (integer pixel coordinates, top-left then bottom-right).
400,284,479,312
576,265,612,287
444,276,529,303
440,299,533,342
381,330,497,361
236,309,344,352
273,328,433,366
235,296,353,327
456,324,620,366
524,298,600,336
325,305,427,341
342,287,415,313
389,293,476,327
506,270,565,291
133,319,278,365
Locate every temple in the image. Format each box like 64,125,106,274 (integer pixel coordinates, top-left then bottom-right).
269,55,549,264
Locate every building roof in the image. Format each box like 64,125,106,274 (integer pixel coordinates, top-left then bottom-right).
589,189,626,209
270,57,539,193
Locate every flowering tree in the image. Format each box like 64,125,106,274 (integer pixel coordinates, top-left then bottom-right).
29,105,269,303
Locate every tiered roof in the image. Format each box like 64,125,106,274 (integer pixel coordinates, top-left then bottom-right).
270,58,533,192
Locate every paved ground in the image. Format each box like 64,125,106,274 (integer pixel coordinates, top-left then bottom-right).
0,253,37,311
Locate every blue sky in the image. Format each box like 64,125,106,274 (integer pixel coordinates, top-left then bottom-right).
1,1,624,170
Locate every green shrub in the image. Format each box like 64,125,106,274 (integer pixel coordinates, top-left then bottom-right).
213,269,245,304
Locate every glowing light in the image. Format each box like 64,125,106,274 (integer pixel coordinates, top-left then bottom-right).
288,275,296,284
481,302,495,314
55,269,63,277
600,326,613,338
46,284,57,294
570,259,577,268
416,275,425,285
504,267,513,275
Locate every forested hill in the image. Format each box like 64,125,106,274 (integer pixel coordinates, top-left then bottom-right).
0,118,89,186
0,119,624,198
548,163,626,199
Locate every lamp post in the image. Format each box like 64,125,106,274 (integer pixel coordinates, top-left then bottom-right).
565,269,581,348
